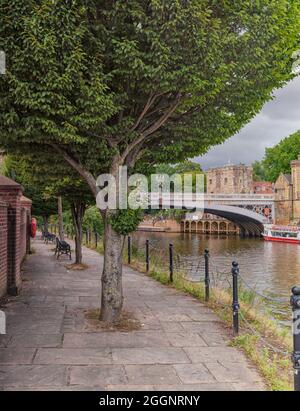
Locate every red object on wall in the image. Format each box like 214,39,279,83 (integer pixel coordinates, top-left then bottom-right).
30,218,37,238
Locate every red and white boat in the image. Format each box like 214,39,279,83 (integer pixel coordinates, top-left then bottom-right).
263,224,300,244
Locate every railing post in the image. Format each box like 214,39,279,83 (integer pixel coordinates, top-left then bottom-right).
291,286,300,391
86,230,88,244
232,261,239,336
128,236,132,264
95,232,98,248
146,240,149,272
169,243,174,283
204,249,210,302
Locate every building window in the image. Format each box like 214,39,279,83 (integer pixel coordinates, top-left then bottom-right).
209,179,212,184
224,178,228,184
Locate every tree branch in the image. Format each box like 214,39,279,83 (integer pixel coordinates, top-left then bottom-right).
50,144,97,197
121,93,182,163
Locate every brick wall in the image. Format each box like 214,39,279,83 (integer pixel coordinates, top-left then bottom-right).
0,201,8,297
0,176,32,297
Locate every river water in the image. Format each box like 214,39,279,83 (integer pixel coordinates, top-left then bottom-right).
133,231,300,321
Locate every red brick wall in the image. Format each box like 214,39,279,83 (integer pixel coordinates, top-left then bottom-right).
6,188,22,295
0,178,31,297
20,208,27,262
0,201,8,297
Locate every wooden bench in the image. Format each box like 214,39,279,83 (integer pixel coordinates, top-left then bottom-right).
55,237,72,260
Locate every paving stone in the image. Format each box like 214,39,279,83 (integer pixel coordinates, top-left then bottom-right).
200,332,229,347
69,365,127,386
184,347,247,363
106,384,155,391
0,365,67,387
231,382,267,391
205,361,262,383
154,383,234,391
160,321,185,332
63,331,170,348
152,313,192,322
166,332,207,347
7,334,63,348
112,348,190,365
34,348,112,365
0,348,36,365
181,321,226,334
0,336,11,348
125,365,181,385
173,363,216,384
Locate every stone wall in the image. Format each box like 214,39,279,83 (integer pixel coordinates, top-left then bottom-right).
207,164,253,194
274,156,300,225
291,157,300,222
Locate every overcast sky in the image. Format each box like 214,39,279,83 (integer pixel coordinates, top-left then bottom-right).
195,75,300,170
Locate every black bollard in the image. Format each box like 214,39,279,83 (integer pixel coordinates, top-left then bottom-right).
232,261,240,336
128,236,132,264
169,243,174,283
146,240,149,272
86,230,88,244
291,286,300,391
95,232,98,248
204,249,210,302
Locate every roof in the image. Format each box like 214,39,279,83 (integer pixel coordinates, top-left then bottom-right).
0,175,21,189
283,174,292,184
253,181,272,186
20,195,32,205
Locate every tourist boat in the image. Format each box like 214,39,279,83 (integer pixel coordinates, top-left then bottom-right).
262,224,300,244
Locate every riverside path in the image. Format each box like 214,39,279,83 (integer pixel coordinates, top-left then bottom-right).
0,238,265,391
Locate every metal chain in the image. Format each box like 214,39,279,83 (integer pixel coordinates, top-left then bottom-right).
237,274,288,304
239,311,289,355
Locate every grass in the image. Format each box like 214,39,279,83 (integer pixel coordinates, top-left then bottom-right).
84,238,294,391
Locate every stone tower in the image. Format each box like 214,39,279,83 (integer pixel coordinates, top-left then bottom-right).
291,155,300,222
206,164,253,194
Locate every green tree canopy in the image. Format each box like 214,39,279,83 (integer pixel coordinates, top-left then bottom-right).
252,160,268,182
259,130,300,182
3,154,57,220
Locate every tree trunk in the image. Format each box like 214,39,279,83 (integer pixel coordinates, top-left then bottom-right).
43,215,49,232
58,196,64,241
100,213,124,323
71,202,86,265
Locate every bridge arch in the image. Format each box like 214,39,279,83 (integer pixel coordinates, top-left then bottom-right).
203,204,265,237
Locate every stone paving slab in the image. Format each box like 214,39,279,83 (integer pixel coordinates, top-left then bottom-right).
0,238,266,391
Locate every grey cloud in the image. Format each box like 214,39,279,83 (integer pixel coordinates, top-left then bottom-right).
195,76,300,170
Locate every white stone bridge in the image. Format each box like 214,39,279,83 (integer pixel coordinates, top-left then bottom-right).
149,193,275,237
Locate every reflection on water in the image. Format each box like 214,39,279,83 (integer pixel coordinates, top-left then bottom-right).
133,232,300,319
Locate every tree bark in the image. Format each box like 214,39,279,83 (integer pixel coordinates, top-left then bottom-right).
70,202,86,264
100,214,124,323
42,215,49,232
57,196,64,241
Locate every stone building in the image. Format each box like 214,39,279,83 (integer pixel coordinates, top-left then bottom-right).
274,155,300,225
182,213,240,235
207,163,253,194
253,181,273,194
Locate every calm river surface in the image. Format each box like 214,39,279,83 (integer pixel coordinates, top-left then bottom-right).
133,231,300,320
